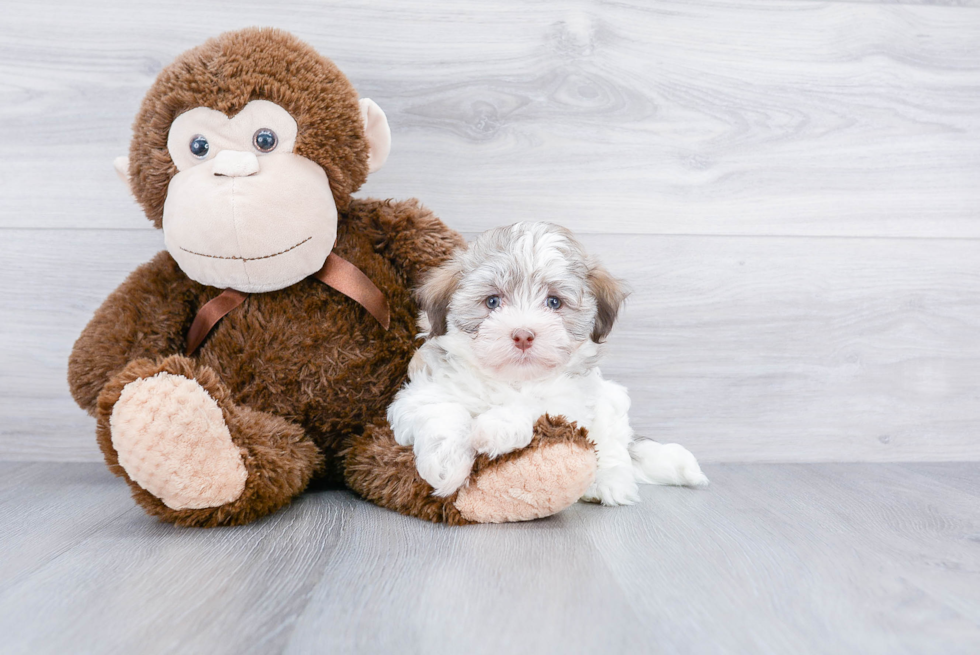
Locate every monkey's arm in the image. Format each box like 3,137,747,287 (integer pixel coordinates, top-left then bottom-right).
350,198,466,285
68,251,200,415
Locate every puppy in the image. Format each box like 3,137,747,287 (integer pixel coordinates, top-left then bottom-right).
387,222,708,503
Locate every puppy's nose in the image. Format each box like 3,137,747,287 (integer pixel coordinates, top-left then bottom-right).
212,150,260,177
512,329,535,352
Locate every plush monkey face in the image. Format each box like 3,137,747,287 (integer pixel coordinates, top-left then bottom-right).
160,99,388,292
117,28,391,293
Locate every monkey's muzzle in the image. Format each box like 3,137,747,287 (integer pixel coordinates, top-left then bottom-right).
211,150,260,177
162,153,338,293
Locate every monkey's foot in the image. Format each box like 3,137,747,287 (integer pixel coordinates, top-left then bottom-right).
110,372,247,510
97,355,322,527
345,415,596,525
454,415,597,523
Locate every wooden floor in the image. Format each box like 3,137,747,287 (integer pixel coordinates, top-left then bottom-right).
1,461,978,654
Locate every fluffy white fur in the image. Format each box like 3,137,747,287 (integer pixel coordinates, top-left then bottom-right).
388,222,708,503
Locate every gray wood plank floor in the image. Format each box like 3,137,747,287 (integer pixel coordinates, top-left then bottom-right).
1,462,978,655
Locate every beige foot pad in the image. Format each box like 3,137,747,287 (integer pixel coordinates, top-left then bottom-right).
110,372,248,510
455,442,597,523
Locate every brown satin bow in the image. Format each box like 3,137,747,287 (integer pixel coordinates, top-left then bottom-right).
185,253,390,356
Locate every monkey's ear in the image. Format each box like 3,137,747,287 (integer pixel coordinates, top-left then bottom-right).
415,259,461,338
359,98,391,174
588,261,630,343
113,155,134,195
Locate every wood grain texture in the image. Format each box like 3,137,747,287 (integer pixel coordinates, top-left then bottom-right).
589,234,980,462
0,462,978,654
1,0,979,463
0,0,978,236
2,230,978,462
0,462,137,595
0,230,165,461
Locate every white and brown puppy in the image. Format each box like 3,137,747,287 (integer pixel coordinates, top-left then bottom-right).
388,222,708,503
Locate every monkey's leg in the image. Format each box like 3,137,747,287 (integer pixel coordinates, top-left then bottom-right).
96,355,323,527
344,415,596,524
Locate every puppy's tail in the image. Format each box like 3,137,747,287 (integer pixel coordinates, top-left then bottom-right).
629,439,709,487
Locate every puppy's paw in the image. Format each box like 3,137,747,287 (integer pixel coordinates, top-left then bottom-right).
631,440,709,487
581,467,641,506
471,407,535,458
417,451,475,498
415,425,476,497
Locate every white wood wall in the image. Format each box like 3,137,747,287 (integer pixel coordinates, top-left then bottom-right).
1,0,978,462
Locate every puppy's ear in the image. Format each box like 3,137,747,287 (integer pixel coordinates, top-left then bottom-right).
415,259,462,337
588,261,629,343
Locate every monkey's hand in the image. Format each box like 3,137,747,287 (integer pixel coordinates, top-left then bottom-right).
353,198,466,284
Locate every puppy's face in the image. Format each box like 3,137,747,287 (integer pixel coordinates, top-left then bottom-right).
418,222,628,381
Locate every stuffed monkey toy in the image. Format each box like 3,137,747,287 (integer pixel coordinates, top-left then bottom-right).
68,28,597,527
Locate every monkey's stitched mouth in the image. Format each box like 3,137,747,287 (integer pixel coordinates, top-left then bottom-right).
179,236,313,262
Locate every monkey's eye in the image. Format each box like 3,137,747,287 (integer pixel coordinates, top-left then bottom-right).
253,128,278,153
486,295,501,310
189,135,210,158
546,296,562,310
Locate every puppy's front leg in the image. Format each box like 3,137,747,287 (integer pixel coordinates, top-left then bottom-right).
470,404,536,458
389,391,475,497
411,403,476,497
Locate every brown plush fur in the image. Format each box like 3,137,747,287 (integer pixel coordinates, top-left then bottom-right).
343,421,470,525
128,27,369,225
70,197,464,524
68,28,594,527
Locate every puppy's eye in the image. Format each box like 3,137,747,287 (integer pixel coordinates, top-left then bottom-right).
189,135,210,158
485,295,501,310
546,296,562,310
253,128,278,153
